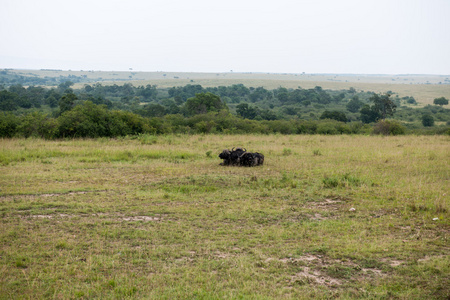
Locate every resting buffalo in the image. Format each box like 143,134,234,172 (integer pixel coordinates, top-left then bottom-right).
219,147,263,167
218,149,232,165
219,147,247,165
240,152,264,167
229,147,246,165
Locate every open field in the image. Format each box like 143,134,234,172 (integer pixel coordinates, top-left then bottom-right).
0,135,449,299
8,69,450,105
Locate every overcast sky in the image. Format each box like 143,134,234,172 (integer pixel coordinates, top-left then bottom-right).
1,0,449,74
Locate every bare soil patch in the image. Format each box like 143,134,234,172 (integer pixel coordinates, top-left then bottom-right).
292,267,342,286
0,190,106,200
28,213,74,219
268,254,389,287
122,215,162,222
306,198,344,211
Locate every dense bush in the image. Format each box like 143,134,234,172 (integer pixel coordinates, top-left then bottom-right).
373,120,406,135
17,112,59,139
422,114,435,127
57,101,153,138
0,112,18,137
320,110,348,123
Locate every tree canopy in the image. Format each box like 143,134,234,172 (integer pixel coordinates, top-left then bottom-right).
433,97,449,106
184,92,227,116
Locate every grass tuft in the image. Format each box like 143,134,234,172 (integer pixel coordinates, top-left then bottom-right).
322,173,365,188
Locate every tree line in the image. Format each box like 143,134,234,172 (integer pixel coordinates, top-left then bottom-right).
0,81,449,138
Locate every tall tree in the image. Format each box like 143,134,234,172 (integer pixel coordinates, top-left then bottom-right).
370,93,396,120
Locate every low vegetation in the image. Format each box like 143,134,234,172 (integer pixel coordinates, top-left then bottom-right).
0,135,448,298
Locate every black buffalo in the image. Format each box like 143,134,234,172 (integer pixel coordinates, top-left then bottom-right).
219,147,264,167
218,149,232,165
219,147,247,165
229,147,246,165
240,152,264,167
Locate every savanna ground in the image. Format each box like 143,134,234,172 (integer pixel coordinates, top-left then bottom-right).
0,134,448,299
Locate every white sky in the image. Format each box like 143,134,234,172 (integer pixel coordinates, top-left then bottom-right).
1,0,449,74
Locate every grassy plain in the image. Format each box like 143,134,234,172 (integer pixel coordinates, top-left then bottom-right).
0,135,449,299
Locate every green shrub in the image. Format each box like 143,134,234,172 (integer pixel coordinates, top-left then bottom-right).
0,112,18,137
57,101,154,138
295,120,318,134
373,119,406,135
317,122,338,135
17,112,59,139
422,114,434,127
282,148,292,156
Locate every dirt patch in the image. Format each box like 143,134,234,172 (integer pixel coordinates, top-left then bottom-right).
389,260,403,267
175,257,195,263
215,252,231,259
269,254,389,287
30,215,54,219
291,267,342,286
41,191,89,197
28,213,73,219
306,198,344,211
278,255,320,264
150,201,187,207
122,216,162,222
417,255,447,263
380,259,404,267
361,268,385,277
22,212,166,223
309,213,331,221
0,190,106,200
297,255,320,262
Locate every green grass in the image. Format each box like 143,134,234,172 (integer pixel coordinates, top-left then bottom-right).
0,135,449,299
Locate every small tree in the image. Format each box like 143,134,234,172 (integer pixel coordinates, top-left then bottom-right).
422,114,434,127
433,97,449,106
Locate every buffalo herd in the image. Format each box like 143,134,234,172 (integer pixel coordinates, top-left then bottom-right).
219,147,264,167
